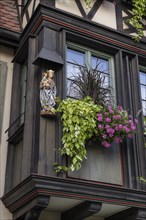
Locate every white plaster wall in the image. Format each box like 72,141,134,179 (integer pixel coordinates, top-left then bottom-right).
56,0,117,29
92,1,117,29
0,45,14,220
56,0,81,16
22,13,27,29
22,0,40,29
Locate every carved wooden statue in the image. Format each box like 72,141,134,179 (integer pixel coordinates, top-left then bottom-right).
40,69,56,115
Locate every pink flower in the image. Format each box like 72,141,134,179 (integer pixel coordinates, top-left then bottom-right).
123,126,130,133
98,124,104,129
108,106,112,111
114,137,120,143
135,119,138,124
113,115,121,120
109,109,114,114
128,134,133,138
101,141,111,148
117,105,123,111
130,123,136,131
97,114,103,121
105,118,111,123
109,133,114,137
115,124,119,131
114,137,123,143
102,134,107,139
118,124,123,130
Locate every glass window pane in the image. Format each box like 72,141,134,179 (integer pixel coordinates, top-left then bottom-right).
91,56,108,73
140,72,146,85
142,100,146,116
141,85,146,100
67,49,85,65
66,79,80,99
67,63,80,79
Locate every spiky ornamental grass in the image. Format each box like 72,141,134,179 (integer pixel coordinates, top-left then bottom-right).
69,63,113,106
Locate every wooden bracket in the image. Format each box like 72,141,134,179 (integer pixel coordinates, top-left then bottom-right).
61,201,102,220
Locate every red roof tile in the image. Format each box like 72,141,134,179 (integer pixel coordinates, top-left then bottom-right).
0,0,20,32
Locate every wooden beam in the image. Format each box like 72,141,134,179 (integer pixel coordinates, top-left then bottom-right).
61,201,102,220
105,207,146,220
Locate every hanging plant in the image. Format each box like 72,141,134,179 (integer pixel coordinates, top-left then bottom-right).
55,97,101,172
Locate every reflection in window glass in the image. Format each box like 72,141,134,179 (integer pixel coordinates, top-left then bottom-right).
140,70,146,116
140,71,146,84
67,48,85,98
91,56,108,73
67,49,85,65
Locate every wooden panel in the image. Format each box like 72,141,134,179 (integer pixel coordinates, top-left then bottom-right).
20,37,36,180
38,117,56,176
12,140,23,187
68,143,123,185
0,60,7,142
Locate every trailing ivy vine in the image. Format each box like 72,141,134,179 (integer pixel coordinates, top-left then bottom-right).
129,0,146,41
55,97,101,172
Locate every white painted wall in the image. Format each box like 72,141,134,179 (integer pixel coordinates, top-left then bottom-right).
0,45,13,220
56,0,81,16
92,1,116,29
56,0,117,30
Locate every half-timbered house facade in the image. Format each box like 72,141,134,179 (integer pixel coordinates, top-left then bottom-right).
0,0,146,219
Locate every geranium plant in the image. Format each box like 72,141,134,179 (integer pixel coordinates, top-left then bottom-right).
96,105,138,147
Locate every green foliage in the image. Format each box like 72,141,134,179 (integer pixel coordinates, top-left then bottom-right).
139,176,146,183
129,0,146,41
55,97,101,172
84,0,92,8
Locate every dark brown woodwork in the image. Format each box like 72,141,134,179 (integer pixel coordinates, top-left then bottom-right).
20,36,37,180
15,195,50,220
2,174,146,215
105,207,146,220
33,27,63,68
115,3,123,31
40,0,55,6
61,201,102,220
87,0,103,20
75,0,104,20
75,0,86,18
